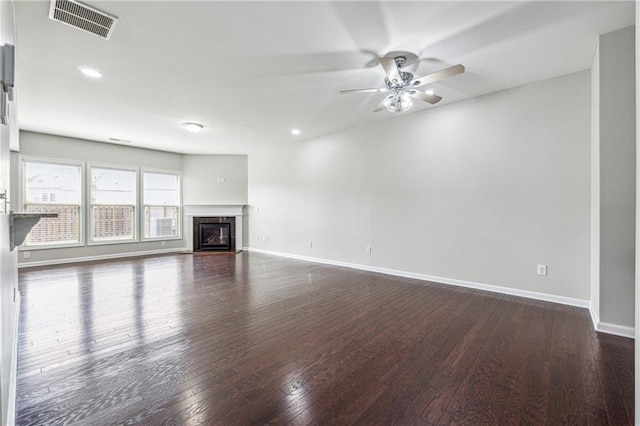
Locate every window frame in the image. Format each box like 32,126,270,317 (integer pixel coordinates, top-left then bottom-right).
87,162,139,246
19,155,85,249
140,167,182,242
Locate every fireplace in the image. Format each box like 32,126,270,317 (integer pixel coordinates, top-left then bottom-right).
199,223,231,250
193,216,236,252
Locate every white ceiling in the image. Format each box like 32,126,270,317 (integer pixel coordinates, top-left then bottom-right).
14,1,634,155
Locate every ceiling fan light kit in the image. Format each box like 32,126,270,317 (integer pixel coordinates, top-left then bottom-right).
384,91,413,113
341,55,465,113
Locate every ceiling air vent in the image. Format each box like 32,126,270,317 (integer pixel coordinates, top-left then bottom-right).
49,0,118,40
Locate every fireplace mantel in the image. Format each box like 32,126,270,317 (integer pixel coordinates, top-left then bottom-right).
184,204,244,252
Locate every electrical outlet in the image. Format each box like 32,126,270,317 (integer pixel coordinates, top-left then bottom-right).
365,246,372,255
23,252,30,259
308,241,313,248
537,264,547,276
161,241,166,247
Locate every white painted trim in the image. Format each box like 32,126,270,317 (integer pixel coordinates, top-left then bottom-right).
586,304,634,339
183,205,244,215
7,291,20,426
635,6,640,425
590,39,601,346
245,247,590,309
17,247,186,268
596,322,635,339
589,303,600,331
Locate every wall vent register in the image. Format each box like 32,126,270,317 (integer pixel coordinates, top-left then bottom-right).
49,0,118,40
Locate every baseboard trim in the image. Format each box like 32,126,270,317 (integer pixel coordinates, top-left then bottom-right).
7,291,20,426
595,321,636,339
245,247,590,309
588,304,635,339
17,247,187,268
21,247,633,339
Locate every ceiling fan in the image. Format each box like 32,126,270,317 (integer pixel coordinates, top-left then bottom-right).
340,56,465,113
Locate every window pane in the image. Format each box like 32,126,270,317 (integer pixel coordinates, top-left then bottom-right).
91,168,136,205
23,159,82,247
144,206,178,238
25,205,80,245
92,206,135,241
143,173,179,205
143,171,180,239
90,166,137,242
25,162,80,204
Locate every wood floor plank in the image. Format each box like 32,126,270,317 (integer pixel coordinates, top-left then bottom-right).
15,253,634,425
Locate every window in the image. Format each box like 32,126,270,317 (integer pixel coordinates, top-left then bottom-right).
22,159,82,246
21,158,183,249
143,170,181,239
90,165,137,243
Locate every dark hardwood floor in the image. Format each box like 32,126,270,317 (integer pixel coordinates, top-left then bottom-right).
16,252,634,425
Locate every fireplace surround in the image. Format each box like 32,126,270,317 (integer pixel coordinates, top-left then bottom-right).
193,216,235,252
184,205,244,253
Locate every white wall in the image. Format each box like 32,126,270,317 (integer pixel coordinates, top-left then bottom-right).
12,132,185,265
182,154,247,205
182,155,248,251
0,1,19,424
598,26,636,328
16,131,182,170
249,70,591,302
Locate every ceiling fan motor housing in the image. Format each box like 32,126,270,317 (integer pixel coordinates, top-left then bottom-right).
384,72,414,89
393,56,407,67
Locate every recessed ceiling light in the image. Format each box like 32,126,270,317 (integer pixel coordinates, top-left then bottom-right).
425,89,435,95
291,128,301,135
183,122,204,133
79,67,102,78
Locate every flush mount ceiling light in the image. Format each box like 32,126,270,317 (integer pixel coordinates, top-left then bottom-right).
340,55,464,113
183,122,204,133
79,67,102,78
291,128,301,135
109,137,131,144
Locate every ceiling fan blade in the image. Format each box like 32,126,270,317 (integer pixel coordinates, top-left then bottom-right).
410,90,443,105
380,57,402,83
373,95,392,112
339,87,389,94
412,64,465,87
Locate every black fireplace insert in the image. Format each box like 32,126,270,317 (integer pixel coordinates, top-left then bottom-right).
193,216,236,252
199,223,231,251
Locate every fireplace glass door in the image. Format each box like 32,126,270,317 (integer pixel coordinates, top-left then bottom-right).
199,223,231,251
